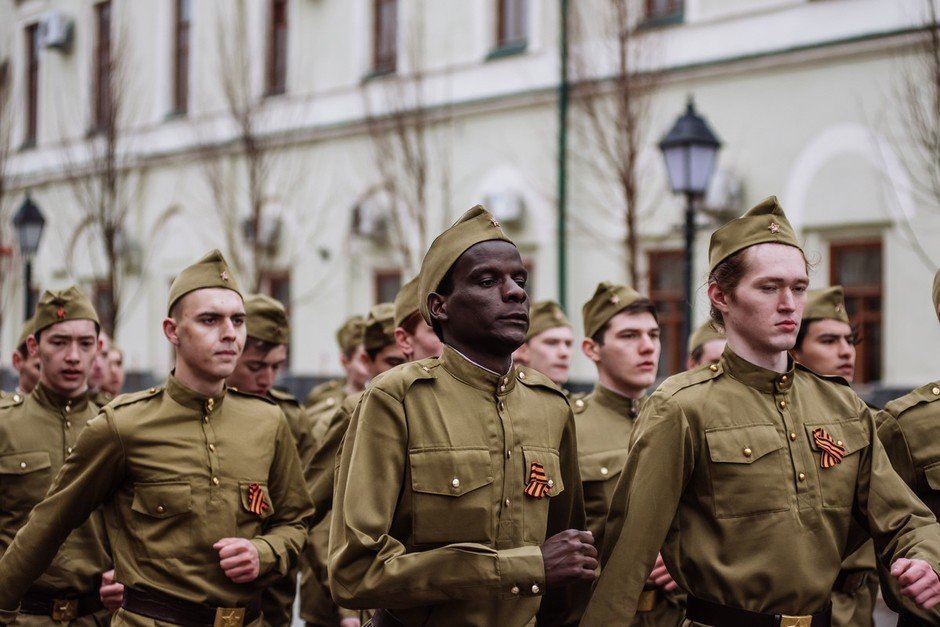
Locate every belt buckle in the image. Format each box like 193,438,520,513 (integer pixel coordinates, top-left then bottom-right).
780,616,812,627
52,598,79,622
213,607,246,627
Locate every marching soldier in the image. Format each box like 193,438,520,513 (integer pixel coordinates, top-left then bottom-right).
103,343,126,397
6,316,40,398
582,197,940,625
304,316,369,410
329,206,595,626
88,331,115,407
686,321,725,369
0,250,314,627
0,286,112,625
227,293,318,627
393,275,444,362
512,300,573,387
789,286,878,627
876,269,940,626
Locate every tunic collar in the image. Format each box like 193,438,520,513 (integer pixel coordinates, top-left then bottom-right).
166,374,227,415
591,384,642,419
440,345,518,395
32,381,90,414
722,347,795,394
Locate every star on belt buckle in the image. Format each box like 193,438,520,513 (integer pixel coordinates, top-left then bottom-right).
213,607,246,627
779,615,812,627
52,598,79,621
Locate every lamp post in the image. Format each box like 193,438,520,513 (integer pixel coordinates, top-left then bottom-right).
13,193,46,320
658,97,721,364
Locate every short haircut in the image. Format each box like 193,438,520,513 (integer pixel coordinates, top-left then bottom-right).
590,299,659,346
793,319,861,351
708,249,749,328
690,344,705,364
400,310,425,336
245,336,282,355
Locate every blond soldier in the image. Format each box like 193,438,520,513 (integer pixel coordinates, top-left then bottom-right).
329,206,594,626
0,287,111,625
513,300,573,386
393,276,444,362
227,293,318,627
301,303,405,627
876,270,940,627
103,344,126,397
583,197,940,626
0,250,314,627
686,321,725,369
8,316,41,397
304,317,369,409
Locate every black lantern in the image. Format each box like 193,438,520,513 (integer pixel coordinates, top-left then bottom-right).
13,193,45,319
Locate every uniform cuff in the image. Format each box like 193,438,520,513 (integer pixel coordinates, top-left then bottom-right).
0,607,18,625
251,538,278,576
497,546,545,598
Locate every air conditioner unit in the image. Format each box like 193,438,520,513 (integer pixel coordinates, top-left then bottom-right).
352,199,389,240
485,192,525,226
38,12,74,53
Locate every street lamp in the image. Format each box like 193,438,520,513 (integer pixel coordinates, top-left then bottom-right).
13,193,46,320
659,97,721,364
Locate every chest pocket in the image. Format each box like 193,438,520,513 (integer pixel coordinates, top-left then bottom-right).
805,420,869,509
409,447,494,545
706,424,788,518
131,482,194,557
0,451,53,511
522,446,565,542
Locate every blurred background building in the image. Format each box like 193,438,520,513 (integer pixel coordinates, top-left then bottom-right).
1,0,938,402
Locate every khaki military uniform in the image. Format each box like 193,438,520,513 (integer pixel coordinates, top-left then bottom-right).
0,385,111,626
91,390,116,409
0,375,314,626
875,382,940,624
328,347,585,627
305,379,346,410
582,349,940,625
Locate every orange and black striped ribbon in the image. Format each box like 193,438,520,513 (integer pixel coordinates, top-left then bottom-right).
812,428,846,468
247,483,268,516
524,462,550,498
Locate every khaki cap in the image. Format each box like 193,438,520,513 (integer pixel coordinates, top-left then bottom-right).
933,269,940,323
336,315,365,354
803,286,849,324
394,275,421,328
16,316,36,349
582,282,644,339
244,294,290,345
708,196,801,273
418,205,513,324
167,249,242,315
33,286,100,335
363,303,397,352
526,300,570,342
687,321,725,356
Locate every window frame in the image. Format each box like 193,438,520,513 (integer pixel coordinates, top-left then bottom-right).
373,268,402,305
23,22,40,147
92,0,112,132
265,0,288,95
647,249,684,376
492,0,528,57
171,0,191,114
372,0,398,75
642,0,684,27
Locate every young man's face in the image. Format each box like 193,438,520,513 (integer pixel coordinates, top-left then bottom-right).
166,288,246,384
228,342,288,396
362,343,406,379
28,319,99,399
396,321,443,362
432,240,529,355
88,331,111,391
584,310,660,396
341,344,372,392
688,339,727,370
12,346,42,394
792,319,856,382
517,326,573,385
104,348,126,395
714,243,808,357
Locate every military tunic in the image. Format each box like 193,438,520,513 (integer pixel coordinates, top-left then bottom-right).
329,346,586,627
582,349,940,625
0,375,314,626
0,384,111,626
305,378,346,409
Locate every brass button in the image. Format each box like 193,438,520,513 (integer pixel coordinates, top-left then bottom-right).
575,399,584,408
518,372,526,380
499,385,506,393
503,377,509,385
12,394,20,402
498,401,505,411
212,477,220,486
790,432,797,441
531,584,540,594
208,443,216,452
156,505,165,514
149,387,157,394
506,450,511,459
933,386,940,396
65,421,71,428
64,405,71,414
67,447,73,454
451,477,460,489
505,498,511,507
600,467,609,476
19,461,26,469
510,585,520,595
709,364,718,372
203,416,209,423
422,366,430,373
743,447,752,458
798,472,806,482
547,479,554,488
781,375,788,382
837,440,843,447
326,398,336,406
779,400,786,409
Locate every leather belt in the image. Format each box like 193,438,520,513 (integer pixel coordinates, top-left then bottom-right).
687,595,831,627
20,588,104,621
370,609,405,627
122,587,261,627
897,615,933,627
832,568,873,593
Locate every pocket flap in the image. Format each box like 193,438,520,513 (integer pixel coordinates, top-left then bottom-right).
805,420,869,456
522,446,565,495
131,482,193,518
410,447,494,497
239,481,275,519
706,424,783,464
579,449,626,482
924,463,940,491
0,451,52,475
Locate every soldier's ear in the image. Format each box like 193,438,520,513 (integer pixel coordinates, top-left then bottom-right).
26,335,39,357
162,317,181,347
581,337,601,363
427,292,448,326
708,282,731,315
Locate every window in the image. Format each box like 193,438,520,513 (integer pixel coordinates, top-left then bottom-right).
374,269,402,304
645,0,683,22
172,0,190,113
830,240,882,383
496,0,527,50
24,23,39,146
648,250,684,376
373,0,397,74
266,0,288,95
260,271,291,313
93,1,112,131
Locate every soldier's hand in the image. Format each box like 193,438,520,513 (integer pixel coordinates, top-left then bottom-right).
648,553,678,591
339,619,361,627
540,529,597,588
891,558,940,609
213,537,261,583
99,569,124,612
